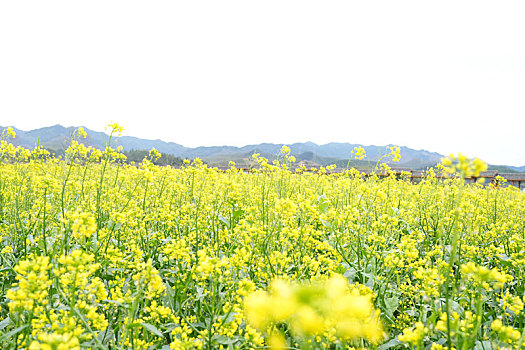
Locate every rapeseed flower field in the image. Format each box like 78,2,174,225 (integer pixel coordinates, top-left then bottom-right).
0,125,524,349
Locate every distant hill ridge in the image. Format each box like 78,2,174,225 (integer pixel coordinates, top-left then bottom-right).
2,125,524,172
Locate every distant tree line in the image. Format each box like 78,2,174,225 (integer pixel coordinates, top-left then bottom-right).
37,147,183,167
123,149,184,166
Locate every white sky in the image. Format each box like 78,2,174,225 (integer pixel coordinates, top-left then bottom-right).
1,1,524,166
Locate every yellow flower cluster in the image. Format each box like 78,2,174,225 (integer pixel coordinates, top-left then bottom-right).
7,256,52,312
1,127,524,349
441,153,488,177
435,311,479,338
245,275,384,345
413,266,443,298
28,332,80,350
2,126,17,139
499,291,524,316
106,121,124,134
352,146,367,160
133,259,166,299
398,321,428,346
460,262,512,290
388,145,401,162
491,319,521,344
70,211,97,239
195,250,230,280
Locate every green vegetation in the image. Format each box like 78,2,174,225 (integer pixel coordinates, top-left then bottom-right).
0,126,524,349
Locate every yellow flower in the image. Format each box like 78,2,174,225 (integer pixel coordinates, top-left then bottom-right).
491,319,521,344
1,245,13,254
29,332,80,350
77,127,87,139
106,121,124,136
7,256,52,312
244,275,383,343
352,146,367,160
70,211,97,239
441,153,487,177
245,291,272,330
460,262,512,290
6,127,16,139
268,332,287,350
398,321,428,346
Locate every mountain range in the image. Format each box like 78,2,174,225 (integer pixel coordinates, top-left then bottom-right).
2,125,524,172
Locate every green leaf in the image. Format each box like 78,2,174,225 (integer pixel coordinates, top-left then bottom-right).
0,318,11,331
140,323,164,338
377,338,401,350
219,215,230,227
212,334,239,345
0,325,30,343
384,296,399,319
474,340,492,350
343,267,357,281
232,208,244,220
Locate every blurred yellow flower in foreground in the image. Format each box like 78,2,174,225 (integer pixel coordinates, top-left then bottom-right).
244,275,384,346
441,153,487,178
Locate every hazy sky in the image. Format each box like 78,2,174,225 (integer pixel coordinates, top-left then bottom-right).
1,1,524,165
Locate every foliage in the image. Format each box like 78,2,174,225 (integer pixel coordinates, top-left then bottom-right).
0,126,524,349
123,149,184,167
